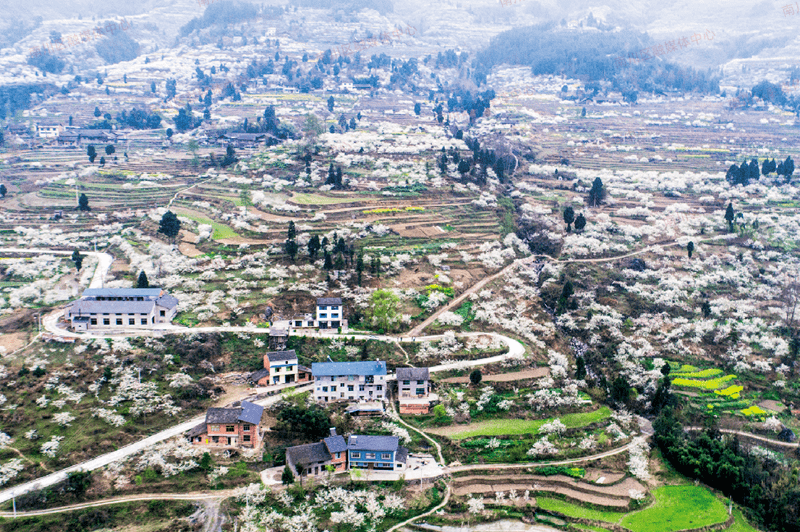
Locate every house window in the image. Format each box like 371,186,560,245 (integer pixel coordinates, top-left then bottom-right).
90,318,97,325
335,452,341,459
402,380,411,385
141,319,147,325
348,385,354,392
416,388,425,395
331,314,339,318
359,385,365,391
331,305,338,310
331,386,336,391
417,380,425,385
320,313,327,318
129,318,135,325
243,434,251,442
295,321,302,326
366,452,376,459
116,319,122,325
160,310,166,317
331,376,336,381
382,453,391,460
210,425,219,432
212,436,219,443
376,385,383,391
243,424,251,432
226,425,235,432
365,376,374,384
352,452,360,459
287,366,293,371
322,387,328,392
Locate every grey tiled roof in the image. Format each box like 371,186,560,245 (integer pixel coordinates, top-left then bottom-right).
188,422,207,438
156,294,179,309
206,407,241,424
396,367,429,381
286,441,331,466
316,297,342,305
395,446,408,464
347,435,399,452
69,300,155,315
266,350,297,362
249,368,270,382
323,435,347,453
312,361,386,377
238,401,264,425
82,288,163,298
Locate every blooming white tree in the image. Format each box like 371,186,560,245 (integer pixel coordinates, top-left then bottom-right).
627,436,651,482
467,496,485,515
41,435,64,458
539,419,566,435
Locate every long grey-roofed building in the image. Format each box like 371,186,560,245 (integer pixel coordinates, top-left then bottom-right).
312,361,387,403
65,288,178,331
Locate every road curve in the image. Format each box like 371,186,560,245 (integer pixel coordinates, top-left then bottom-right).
0,248,114,290
0,383,312,505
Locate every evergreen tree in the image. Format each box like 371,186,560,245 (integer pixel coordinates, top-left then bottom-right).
323,251,333,270
469,369,482,385
282,465,294,485
414,102,421,115
687,241,694,258
71,249,83,271
725,202,735,232
0,184,6,198
287,220,296,241
78,193,90,211
307,235,321,259
563,205,575,232
87,144,97,163
158,210,181,238
356,249,364,286
327,96,334,112
574,212,586,232
334,254,345,270
285,221,298,260
588,177,605,206
136,271,149,288
575,356,586,380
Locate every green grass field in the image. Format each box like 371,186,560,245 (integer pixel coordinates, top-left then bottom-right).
536,497,625,523
174,211,240,240
440,407,612,440
621,486,728,532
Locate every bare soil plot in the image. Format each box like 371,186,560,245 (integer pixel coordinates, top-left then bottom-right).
440,367,550,383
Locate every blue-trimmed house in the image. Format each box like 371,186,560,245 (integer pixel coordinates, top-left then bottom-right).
347,434,407,471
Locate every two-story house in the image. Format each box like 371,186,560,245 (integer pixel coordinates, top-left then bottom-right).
347,435,407,471
316,297,343,329
396,367,433,415
249,349,312,386
312,361,387,403
285,428,348,477
187,401,264,449
66,288,178,331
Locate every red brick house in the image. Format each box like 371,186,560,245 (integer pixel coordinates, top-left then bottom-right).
188,401,264,449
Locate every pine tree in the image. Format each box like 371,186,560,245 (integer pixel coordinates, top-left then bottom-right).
71,249,83,271
725,203,735,232
285,221,298,261
136,271,149,288
588,177,605,207
78,193,90,211
687,241,694,258
307,235,321,259
574,213,586,232
0,184,6,198
563,206,575,232
575,356,587,380
158,210,181,238
323,251,333,270
356,249,364,286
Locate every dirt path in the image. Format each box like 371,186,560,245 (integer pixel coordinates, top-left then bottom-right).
386,485,451,532
447,443,633,474
0,490,237,518
684,427,799,448
441,367,550,383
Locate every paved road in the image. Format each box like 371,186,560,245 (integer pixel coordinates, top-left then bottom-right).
0,248,113,290
0,382,312,505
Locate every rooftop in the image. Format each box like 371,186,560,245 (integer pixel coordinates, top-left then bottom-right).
83,288,164,298
312,361,386,377
317,297,342,305
323,434,347,454
69,300,156,315
205,401,263,425
266,350,297,362
286,441,331,467
347,435,399,452
396,367,429,381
